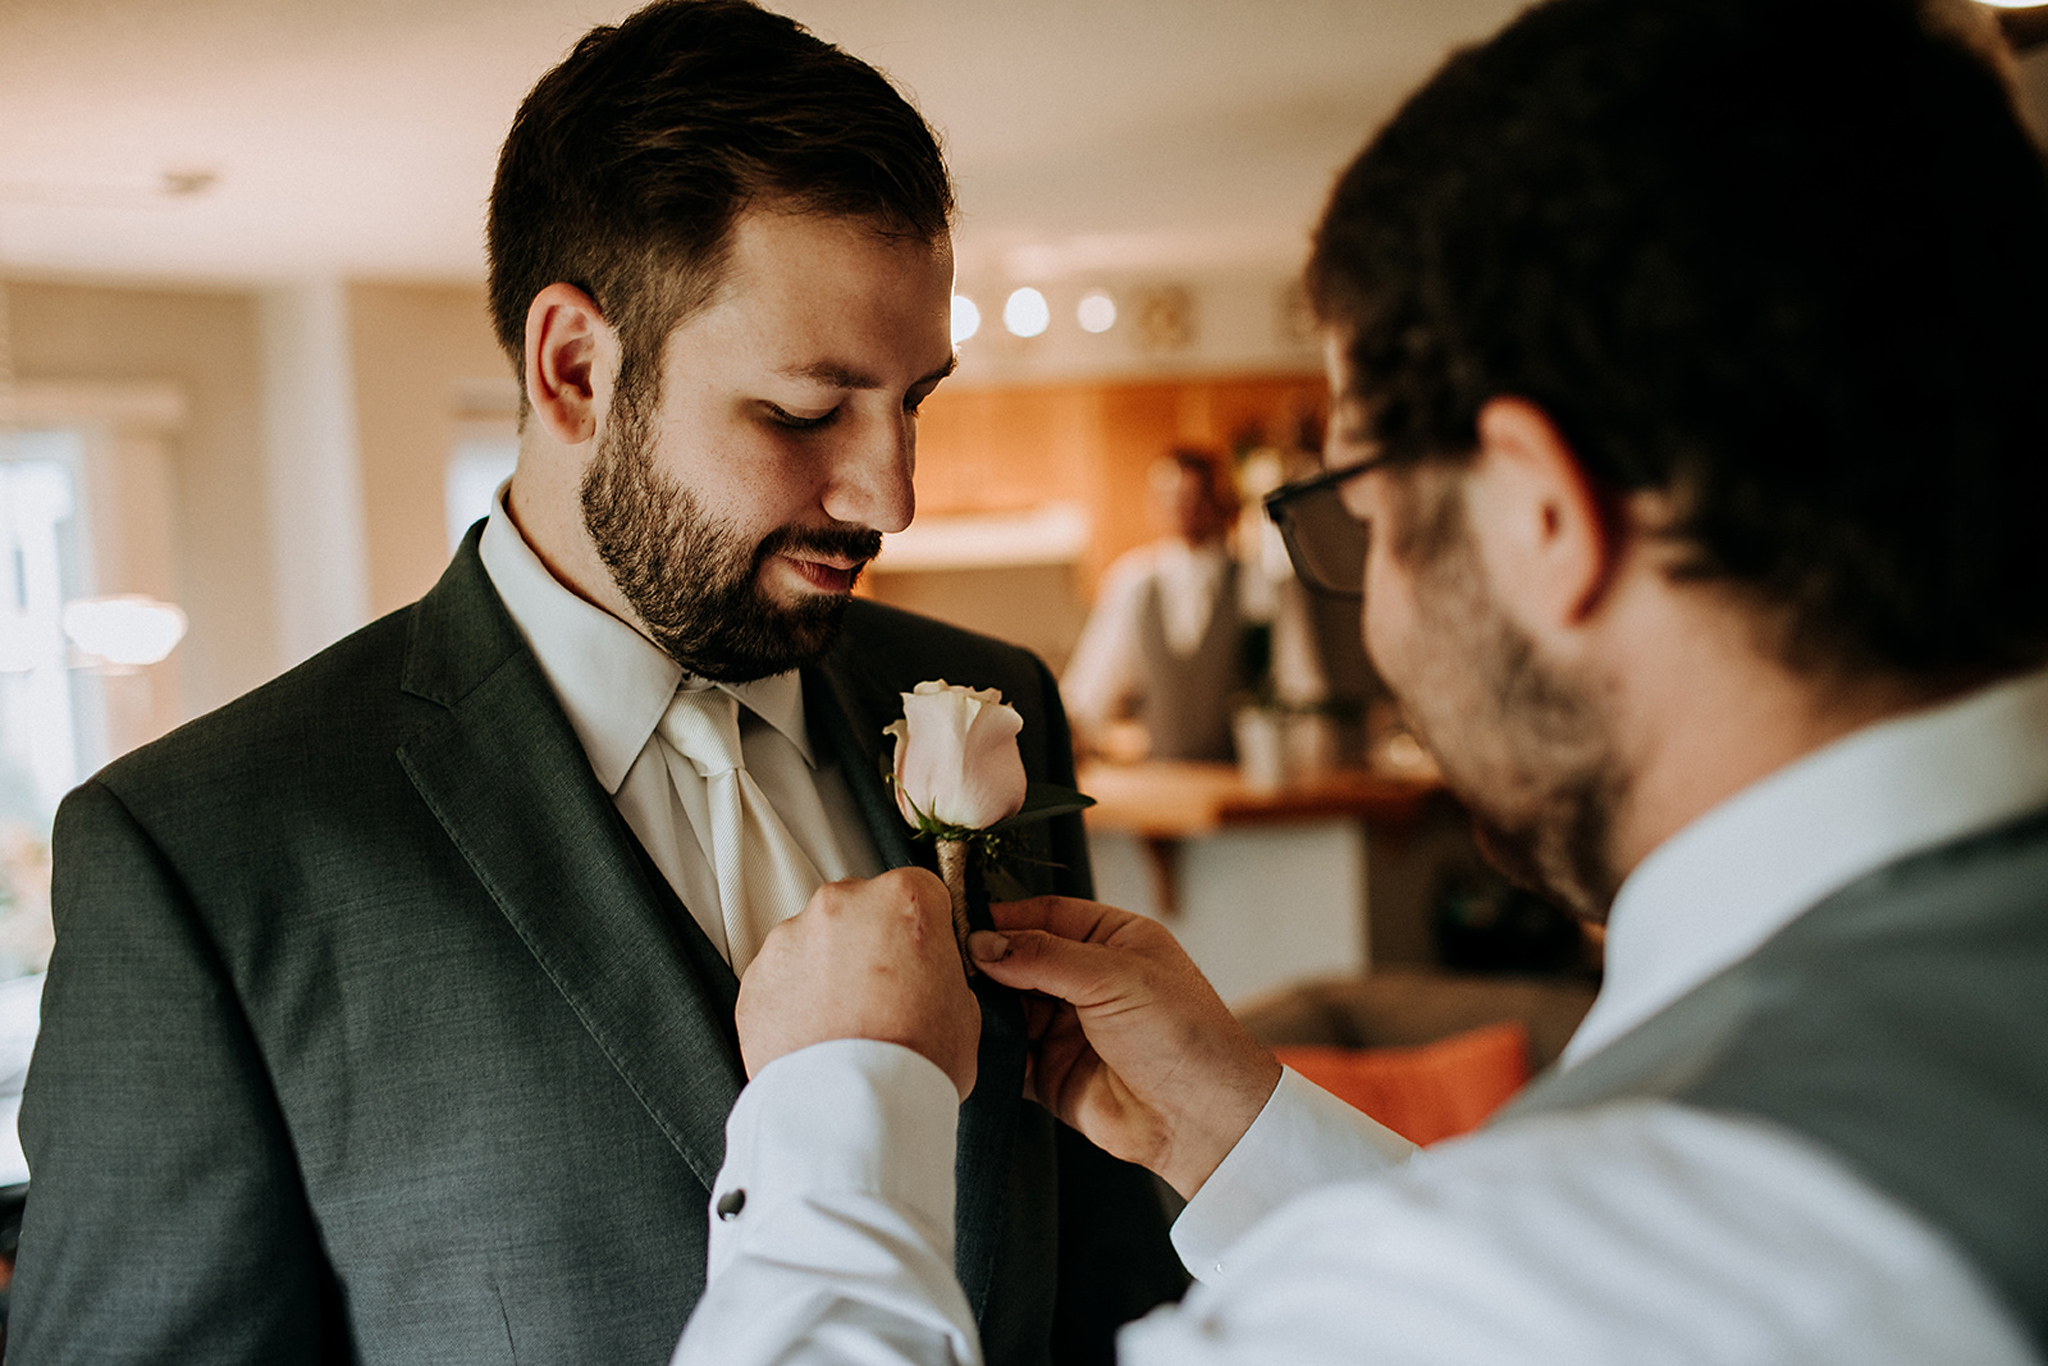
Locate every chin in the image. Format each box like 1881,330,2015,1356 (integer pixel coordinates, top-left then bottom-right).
677,593,853,683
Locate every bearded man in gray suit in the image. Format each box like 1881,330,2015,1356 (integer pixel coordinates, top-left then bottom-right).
7,4,1183,1362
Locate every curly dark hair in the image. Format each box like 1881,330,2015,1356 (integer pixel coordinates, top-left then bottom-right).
1308,0,2048,677
487,0,953,405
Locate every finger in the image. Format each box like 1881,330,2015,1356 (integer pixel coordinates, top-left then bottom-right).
1015,988,1066,1048
972,926,1137,1009
953,1040,980,1104
1029,1022,1116,1134
989,895,1141,944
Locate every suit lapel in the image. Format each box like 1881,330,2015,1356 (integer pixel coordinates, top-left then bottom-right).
400,553,1031,1312
808,647,1023,1322
806,656,922,872
397,540,743,1194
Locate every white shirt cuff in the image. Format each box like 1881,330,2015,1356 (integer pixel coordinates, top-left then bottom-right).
709,1038,960,1277
1171,1066,1416,1283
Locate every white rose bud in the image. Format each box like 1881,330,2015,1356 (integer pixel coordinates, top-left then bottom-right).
886,680,1029,831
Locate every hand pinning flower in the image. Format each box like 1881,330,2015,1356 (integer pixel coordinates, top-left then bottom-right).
885,680,1092,973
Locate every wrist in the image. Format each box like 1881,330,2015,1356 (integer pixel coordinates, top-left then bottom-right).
1161,1053,1285,1198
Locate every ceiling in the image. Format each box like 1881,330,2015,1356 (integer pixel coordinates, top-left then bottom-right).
0,0,1531,288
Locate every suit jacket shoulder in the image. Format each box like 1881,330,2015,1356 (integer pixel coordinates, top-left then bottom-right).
18,542,737,1366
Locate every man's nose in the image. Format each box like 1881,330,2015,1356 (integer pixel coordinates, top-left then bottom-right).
821,411,915,534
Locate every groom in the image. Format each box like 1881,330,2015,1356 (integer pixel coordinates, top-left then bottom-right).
9,3,1181,1363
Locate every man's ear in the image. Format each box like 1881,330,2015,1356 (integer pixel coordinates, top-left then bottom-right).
523,283,611,447
1467,396,1617,631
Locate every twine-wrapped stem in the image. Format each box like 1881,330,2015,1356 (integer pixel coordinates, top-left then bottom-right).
935,838,978,978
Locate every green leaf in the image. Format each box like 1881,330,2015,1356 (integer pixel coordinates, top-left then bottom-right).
985,782,1096,832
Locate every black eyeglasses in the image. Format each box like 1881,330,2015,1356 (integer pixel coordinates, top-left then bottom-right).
1262,454,1387,599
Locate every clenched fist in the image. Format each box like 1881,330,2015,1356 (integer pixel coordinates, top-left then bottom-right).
737,867,982,1101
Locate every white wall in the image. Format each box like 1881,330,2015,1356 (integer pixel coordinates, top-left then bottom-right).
259,279,371,673
1089,821,1368,1009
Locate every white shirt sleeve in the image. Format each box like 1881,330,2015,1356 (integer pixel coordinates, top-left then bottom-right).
672,1058,2035,1366
670,1039,981,1366
1124,1101,2037,1366
1172,1067,1416,1280
1060,547,1160,737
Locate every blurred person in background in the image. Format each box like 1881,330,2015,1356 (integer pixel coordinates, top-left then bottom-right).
1063,447,1322,763
667,0,2048,1360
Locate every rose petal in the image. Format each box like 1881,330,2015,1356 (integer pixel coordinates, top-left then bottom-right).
883,718,918,824
893,680,1029,830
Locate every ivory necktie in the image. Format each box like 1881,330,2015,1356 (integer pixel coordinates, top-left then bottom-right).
657,687,823,974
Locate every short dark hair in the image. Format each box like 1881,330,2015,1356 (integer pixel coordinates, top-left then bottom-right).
487,0,953,400
1308,0,2048,677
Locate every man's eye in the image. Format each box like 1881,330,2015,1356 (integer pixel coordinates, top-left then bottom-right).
766,404,833,430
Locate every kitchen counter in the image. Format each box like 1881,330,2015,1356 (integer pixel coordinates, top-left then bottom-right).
1076,760,1464,1005
1078,760,1439,839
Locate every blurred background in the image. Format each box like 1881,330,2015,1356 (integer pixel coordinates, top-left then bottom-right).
3,1,2047,1164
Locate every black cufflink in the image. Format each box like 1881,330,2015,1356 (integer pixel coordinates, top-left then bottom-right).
716,1188,746,1221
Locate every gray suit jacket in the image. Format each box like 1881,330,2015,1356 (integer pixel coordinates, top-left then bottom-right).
10,536,1183,1365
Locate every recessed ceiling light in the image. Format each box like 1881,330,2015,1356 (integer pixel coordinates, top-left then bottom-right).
1076,291,1117,334
1004,287,1049,338
951,294,981,343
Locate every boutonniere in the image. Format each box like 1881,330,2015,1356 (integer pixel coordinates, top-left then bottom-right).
884,680,1094,972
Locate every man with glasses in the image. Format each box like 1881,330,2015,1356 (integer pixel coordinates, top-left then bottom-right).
669,0,2048,1360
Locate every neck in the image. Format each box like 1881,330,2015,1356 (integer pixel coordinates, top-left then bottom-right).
1600,588,1968,886
504,450,637,627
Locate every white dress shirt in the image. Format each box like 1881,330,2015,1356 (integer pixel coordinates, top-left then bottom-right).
671,669,2048,1364
478,492,883,961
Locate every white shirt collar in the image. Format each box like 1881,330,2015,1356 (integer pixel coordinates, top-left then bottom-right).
476,485,816,794
1564,667,2048,1067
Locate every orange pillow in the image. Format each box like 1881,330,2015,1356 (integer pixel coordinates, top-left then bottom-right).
1272,1020,1532,1146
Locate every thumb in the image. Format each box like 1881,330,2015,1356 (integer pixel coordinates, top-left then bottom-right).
970,927,1124,1008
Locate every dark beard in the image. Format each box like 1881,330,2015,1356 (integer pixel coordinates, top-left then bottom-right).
1394,514,1626,923
579,386,881,682
1450,614,1625,924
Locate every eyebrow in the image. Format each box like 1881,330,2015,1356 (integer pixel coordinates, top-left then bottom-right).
777,355,958,390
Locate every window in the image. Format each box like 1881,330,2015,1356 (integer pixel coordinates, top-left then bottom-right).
446,432,518,556
0,430,95,977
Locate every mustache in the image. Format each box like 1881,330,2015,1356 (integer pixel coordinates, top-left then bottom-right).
756,524,885,568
